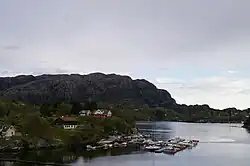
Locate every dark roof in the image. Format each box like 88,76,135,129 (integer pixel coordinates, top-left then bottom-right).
103,110,111,114
0,125,15,133
54,117,78,125
79,110,91,113
59,117,77,122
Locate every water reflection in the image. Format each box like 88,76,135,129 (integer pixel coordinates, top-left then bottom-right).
2,122,250,166
136,121,174,141
244,127,250,134
0,146,144,165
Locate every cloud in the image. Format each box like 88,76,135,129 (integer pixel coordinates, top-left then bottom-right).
155,75,250,109
227,70,239,74
0,0,250,108
2,45,20,50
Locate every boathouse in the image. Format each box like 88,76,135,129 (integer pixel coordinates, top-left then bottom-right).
54,117,79,129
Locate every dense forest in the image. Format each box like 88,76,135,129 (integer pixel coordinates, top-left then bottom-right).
0,100,136,150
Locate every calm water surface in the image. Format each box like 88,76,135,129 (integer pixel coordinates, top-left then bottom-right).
3,122,250,166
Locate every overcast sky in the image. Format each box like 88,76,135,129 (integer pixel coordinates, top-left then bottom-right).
1,0,250,109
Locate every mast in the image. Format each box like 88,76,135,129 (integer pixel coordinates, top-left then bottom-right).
228,109,231,132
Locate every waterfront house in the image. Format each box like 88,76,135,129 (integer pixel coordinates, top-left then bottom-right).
0,125,16,139
79,110,92,116
93,109,112,118
54,117,79,129
104,110,112,117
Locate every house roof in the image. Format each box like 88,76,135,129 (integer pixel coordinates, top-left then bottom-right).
54,117,79,125
103,110,111,114
0,125,15,133
79,110,91,113
59,117,77,122
94,109,111,115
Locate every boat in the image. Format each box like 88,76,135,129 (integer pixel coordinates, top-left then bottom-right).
121,142,128,147
162,146,177,155
86,145,96,151
155,140,164,146
97,140,113,145
179,141,193,147
192,139,200,143
103,144,109,150
154,147,167,153
173,144,186,150
144,145,161,152
113,142,120,148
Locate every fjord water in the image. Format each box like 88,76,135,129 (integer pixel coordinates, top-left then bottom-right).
3,122,250,166
79,122,250,166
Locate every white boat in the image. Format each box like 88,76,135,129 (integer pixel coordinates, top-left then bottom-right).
155,147,167,153
103,144,109,150
162,146,178,155
113,142,120,148
121,142,128,147
143,139,155,145
145,145,161,152
86,145,96,151
97,140,113,145
179,140,194,147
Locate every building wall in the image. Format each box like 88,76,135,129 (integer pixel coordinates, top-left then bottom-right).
107,111,112,117
79,113,86,116
63,124,77,129
5,128,15,137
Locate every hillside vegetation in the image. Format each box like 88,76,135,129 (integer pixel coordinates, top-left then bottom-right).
0,73,248,123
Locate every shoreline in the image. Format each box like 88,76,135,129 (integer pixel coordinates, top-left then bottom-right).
0,121,245,153
0,158,70,166
136,120,244,124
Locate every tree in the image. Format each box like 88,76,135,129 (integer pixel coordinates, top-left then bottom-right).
56,103,71,116
243,116,250,128
40,104,53,117
20,114,53,139
0,103,7,117
70,102,83,115
83,101,98,111
154,109,166,121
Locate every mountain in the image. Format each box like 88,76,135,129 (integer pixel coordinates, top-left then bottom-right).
0,73,176,107
0,72,248,123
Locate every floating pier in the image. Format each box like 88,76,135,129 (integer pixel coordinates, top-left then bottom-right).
143,137,199,155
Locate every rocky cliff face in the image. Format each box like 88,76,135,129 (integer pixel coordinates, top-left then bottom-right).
0,73,176,107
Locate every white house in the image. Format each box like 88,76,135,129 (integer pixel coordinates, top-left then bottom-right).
105,110,112,117
79,110,92,116
93,109,112,117
93,109,104,115
54,117,79,129
0,125,16,138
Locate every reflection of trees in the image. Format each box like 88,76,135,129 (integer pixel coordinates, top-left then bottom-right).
136,122,173,141
244,127,250,134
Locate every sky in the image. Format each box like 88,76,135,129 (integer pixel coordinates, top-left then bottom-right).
1,0,250,109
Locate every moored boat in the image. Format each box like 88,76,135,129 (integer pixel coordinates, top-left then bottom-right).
192,139,199,143
144,145,161,152
162,147,177,155
154,147,167,153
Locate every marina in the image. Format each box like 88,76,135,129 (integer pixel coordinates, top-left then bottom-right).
86,134,199,155
0,122,247,166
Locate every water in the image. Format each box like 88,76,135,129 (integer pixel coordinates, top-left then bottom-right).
2,122,250,166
